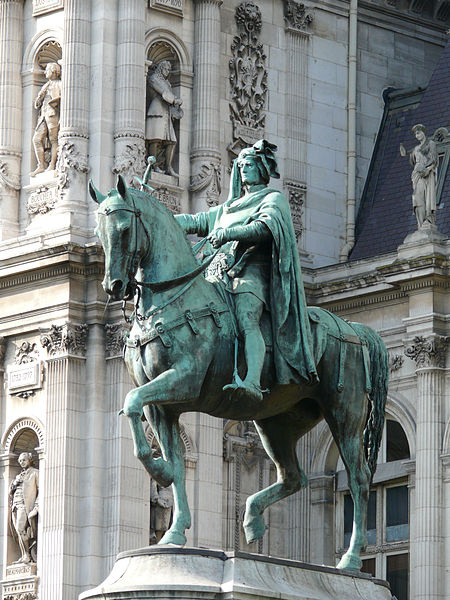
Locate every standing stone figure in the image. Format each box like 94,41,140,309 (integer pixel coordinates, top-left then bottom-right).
150,479,174,544
146,60,183,176
9,452,39,564
175,140,318,403
31,62,62,177
400,123,439,229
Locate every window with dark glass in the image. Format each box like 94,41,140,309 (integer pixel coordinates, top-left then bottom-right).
361,557,376,577
387,553,408,600
386,485,408,542
386,420,410,462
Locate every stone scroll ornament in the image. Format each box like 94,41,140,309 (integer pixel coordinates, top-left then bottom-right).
228,1,267,157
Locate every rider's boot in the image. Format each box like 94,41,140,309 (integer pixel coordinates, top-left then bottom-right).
224,327,266,403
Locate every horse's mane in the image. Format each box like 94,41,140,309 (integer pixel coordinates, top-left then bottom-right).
127,187,197,260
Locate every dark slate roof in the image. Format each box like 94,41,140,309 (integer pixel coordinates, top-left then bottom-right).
350,38,450,261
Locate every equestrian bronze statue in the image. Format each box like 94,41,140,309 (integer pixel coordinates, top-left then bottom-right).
90,140,388,571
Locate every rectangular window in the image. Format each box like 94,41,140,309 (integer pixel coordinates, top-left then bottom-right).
344,491,376,547
386,486,408,542
386,553,408,600
361,557,376,578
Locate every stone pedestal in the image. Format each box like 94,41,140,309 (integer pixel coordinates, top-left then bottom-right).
79,546,391,600
1,563,38,600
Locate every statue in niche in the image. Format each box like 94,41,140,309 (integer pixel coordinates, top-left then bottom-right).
31,62,61,177
9,452,39,564
400,123,439,229
145,60,183,177
150,479,173,544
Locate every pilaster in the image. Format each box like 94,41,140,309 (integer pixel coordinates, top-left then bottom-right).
103,323,148,569
190,0,223,210
56,0,90,229
0,0,23,240
113,0,146,185
38,322,88,600
308,474,335,566
404,335,448,600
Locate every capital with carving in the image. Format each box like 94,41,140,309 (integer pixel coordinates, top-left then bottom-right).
404,335,449,369
105,323,128,359
40,322,88,357
284,0,313,33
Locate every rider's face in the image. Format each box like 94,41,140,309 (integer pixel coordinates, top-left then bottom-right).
238,157,264,186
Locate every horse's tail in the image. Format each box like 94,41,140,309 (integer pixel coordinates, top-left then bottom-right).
350,322,389,479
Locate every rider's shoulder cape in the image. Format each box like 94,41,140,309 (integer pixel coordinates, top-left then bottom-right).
196,188,318,385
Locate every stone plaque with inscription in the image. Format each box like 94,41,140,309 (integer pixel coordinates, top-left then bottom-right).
149,0,183,17
33,0,64,16
7,362,42,395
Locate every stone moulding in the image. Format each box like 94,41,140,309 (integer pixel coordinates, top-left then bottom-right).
40,322,88,358
1,417,45,454
404,334,449,369
229,1,267,153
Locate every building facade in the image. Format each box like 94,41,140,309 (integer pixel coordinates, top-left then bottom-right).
0,1,449,599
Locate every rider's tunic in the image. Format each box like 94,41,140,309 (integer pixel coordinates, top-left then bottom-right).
176,187,318,385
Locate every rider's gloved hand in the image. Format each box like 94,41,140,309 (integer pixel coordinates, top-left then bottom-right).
207,228,227,248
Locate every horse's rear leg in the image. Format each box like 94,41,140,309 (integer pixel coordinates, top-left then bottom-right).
244,410,318,544
333,422,371,571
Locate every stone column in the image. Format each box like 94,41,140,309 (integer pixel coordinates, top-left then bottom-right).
56,0,90,229
405,335,448,600
103,324,148,569
0,0,23,240
189,0,223,211
38,322,88,600
112,0,146,185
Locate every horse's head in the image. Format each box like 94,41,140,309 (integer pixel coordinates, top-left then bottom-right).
90,175,149,301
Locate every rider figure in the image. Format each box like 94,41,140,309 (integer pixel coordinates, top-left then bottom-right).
175,140,318,402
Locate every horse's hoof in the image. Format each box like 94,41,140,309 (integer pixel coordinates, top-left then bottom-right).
337,553,362,571
159,530,187,546
243,515,267,543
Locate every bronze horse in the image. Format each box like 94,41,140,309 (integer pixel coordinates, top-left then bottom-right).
91,175,388,571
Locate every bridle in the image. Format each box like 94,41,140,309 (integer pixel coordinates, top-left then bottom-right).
99,195,219,324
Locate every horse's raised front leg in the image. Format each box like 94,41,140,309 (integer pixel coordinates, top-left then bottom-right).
145,406,191,546
123,364,200,485
244,411,314,544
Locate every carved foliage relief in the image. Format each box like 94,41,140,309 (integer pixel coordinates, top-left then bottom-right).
40,323,88,357
284,1,313,32
229,1,267,152
404,335,449,369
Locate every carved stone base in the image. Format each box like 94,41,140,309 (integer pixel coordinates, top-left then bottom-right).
398,221,447,260
24,172,59,218
79,546,391,600
2,563,38,600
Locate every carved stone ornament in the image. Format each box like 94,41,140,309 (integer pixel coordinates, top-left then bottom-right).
389,353,404,372
56,140,89,193
33,0,64,17
284,1,314,32
149,0,183,18
0,161,21,192
285,180,306,241
189,161,222,207
40,323,88,357
404,335,449,369
229,1,267,154
113,140,147,186
0,336,5,369
105,323,128,359
27,184,58,215
152,186,181,214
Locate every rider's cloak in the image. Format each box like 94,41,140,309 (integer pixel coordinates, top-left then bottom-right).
187,186,318,386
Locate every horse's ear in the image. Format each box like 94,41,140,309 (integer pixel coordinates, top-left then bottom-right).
117,175,128,201
89,180,107,204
